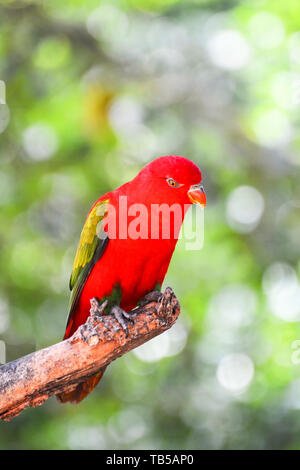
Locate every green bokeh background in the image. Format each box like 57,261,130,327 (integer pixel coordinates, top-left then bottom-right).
1,0,300,450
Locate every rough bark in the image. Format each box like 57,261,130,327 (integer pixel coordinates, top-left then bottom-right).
0,287,180,421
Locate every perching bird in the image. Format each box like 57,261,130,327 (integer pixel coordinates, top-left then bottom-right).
57,155,206,403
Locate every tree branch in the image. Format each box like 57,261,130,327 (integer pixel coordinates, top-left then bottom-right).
0,287,180,421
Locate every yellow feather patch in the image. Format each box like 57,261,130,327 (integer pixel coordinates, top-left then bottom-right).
70,199,109,290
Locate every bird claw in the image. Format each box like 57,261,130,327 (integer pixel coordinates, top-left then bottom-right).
138,290,163,307
90,298,108,317
110,305,133,337
90,298,132,336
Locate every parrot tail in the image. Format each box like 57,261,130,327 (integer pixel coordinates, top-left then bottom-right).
57,367,107,404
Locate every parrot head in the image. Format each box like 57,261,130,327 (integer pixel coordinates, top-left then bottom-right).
135,155,206,208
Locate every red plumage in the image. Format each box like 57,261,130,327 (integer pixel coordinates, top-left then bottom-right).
58,155,205,403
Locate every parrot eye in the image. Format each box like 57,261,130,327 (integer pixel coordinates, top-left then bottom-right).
166,178,180,188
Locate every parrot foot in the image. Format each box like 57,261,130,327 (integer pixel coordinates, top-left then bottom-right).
89,299,133,337
90,298,108,317
138,290,163,307
110,305,133,337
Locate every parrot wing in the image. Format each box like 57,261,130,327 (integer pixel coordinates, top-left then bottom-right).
65,199,109,332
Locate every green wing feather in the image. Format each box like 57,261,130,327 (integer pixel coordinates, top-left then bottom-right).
66,199,109,329
69,199,108,290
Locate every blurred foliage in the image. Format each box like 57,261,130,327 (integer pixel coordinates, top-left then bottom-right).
1,0,300,450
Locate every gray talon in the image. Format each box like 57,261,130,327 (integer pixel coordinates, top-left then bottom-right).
90,298,108,317
89,299,132,336
138,290,163,307
110,305,133,336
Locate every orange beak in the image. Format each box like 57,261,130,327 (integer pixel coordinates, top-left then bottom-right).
188,184,206,208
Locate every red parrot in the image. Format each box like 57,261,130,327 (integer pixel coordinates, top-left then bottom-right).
57,155,206,403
